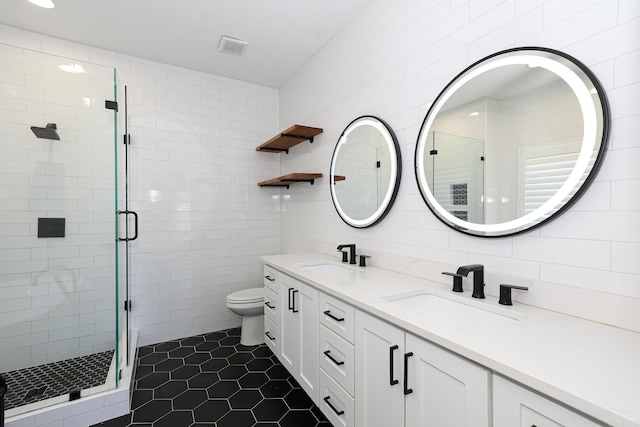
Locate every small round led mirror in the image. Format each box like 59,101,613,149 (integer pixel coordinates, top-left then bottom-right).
330,116,402,228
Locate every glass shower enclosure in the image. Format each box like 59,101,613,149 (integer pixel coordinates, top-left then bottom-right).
0,45,131,419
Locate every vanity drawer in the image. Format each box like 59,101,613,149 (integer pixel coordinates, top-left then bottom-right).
320,325,354,395
320,293,355,343
264,316,280,356
319,368,354,427
264,286,278,323
263,265,278,293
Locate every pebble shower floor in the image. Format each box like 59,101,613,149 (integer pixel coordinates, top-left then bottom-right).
92,327,333,427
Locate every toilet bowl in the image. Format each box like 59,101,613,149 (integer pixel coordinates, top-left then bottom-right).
226,287,265,346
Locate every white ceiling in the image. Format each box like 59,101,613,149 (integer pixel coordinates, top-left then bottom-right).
0,0,370,88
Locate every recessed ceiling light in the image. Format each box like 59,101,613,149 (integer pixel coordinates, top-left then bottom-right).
28,0,55,8
218,36,249,56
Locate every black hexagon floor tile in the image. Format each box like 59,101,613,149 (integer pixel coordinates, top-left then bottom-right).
217,409,256,427
246,358,275,372
193,399,231,423
184,352,211,365
170,364,200,380
228,352,255,365
210,346,236,358
207,380,240,399
154,410,194,427
188,372,220,389
285,388,314,410
280,410,322,427
173,389,208,410
201,358,229,372
153,380,187,399
219,336,241,347
218,365,248,380
229,389,263,409
195,340,220,351
90,327,333,427
136,372,170,389
154,358,184,372
253,398,289,422
260,379,292,398
239,372,270,389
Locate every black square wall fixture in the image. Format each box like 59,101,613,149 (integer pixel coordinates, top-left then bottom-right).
38,218,65,238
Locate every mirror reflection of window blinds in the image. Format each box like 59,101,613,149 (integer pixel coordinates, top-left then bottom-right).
520,142,593,217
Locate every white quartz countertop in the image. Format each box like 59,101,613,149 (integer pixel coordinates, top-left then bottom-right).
261,253,640,427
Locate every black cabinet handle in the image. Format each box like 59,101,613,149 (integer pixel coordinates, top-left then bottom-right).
265,301,275,309
389,345,399,385
288,288,294,310
323,396,344,416
264,275,275,282
404,352,414,395
323,310,345,322
323,350,345,366
265,331,275,341
292,289,299,313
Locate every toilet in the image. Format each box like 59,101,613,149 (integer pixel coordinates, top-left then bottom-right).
226,287,265,346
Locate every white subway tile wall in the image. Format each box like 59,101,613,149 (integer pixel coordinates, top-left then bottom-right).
279,0,640,330
0,27,281,355
0,47,118,373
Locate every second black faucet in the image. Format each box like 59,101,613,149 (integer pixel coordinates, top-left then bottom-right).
456,264,485,299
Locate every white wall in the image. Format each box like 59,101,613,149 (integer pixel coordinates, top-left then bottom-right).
279,0,640,331
0,25,282,347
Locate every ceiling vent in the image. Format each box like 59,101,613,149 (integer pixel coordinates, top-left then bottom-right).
218,36,249,56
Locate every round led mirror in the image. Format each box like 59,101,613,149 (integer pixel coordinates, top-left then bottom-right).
415,47,610,237
331,116,402,228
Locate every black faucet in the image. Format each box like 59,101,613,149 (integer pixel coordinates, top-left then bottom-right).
337,244,357,264
456,264,485,299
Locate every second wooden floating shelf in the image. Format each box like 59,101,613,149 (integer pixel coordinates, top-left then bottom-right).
256,125,323,154
258,173,323,189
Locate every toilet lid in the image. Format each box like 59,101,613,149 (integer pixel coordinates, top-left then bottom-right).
227,288,264,303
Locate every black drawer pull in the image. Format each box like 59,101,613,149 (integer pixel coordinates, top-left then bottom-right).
323,350,345,366
323,396,344,416
404,352,414,395
288,287,294,310
265,301,275,309
265,332,275,341
292,289,299,313
323,310,345,322
264,275,275,282
389,345,399,385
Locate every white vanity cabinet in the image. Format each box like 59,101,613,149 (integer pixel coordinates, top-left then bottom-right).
355,310,490,427
279,273,320,403
317,293,356,427
263,266,280,355
493,376,601,427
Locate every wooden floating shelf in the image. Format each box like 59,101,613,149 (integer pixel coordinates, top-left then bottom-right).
256,124,323,154
333,175,346,182
258,173,323,189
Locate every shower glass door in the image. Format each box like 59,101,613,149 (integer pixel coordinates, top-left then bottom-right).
0,45,123,417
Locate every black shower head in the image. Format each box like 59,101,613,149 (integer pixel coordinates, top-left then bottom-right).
31,123,60,140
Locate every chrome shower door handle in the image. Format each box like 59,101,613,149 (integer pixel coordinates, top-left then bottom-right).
118,210,139,242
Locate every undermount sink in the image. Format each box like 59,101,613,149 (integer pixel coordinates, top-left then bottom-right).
298,263,355,276
385,292,519,329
